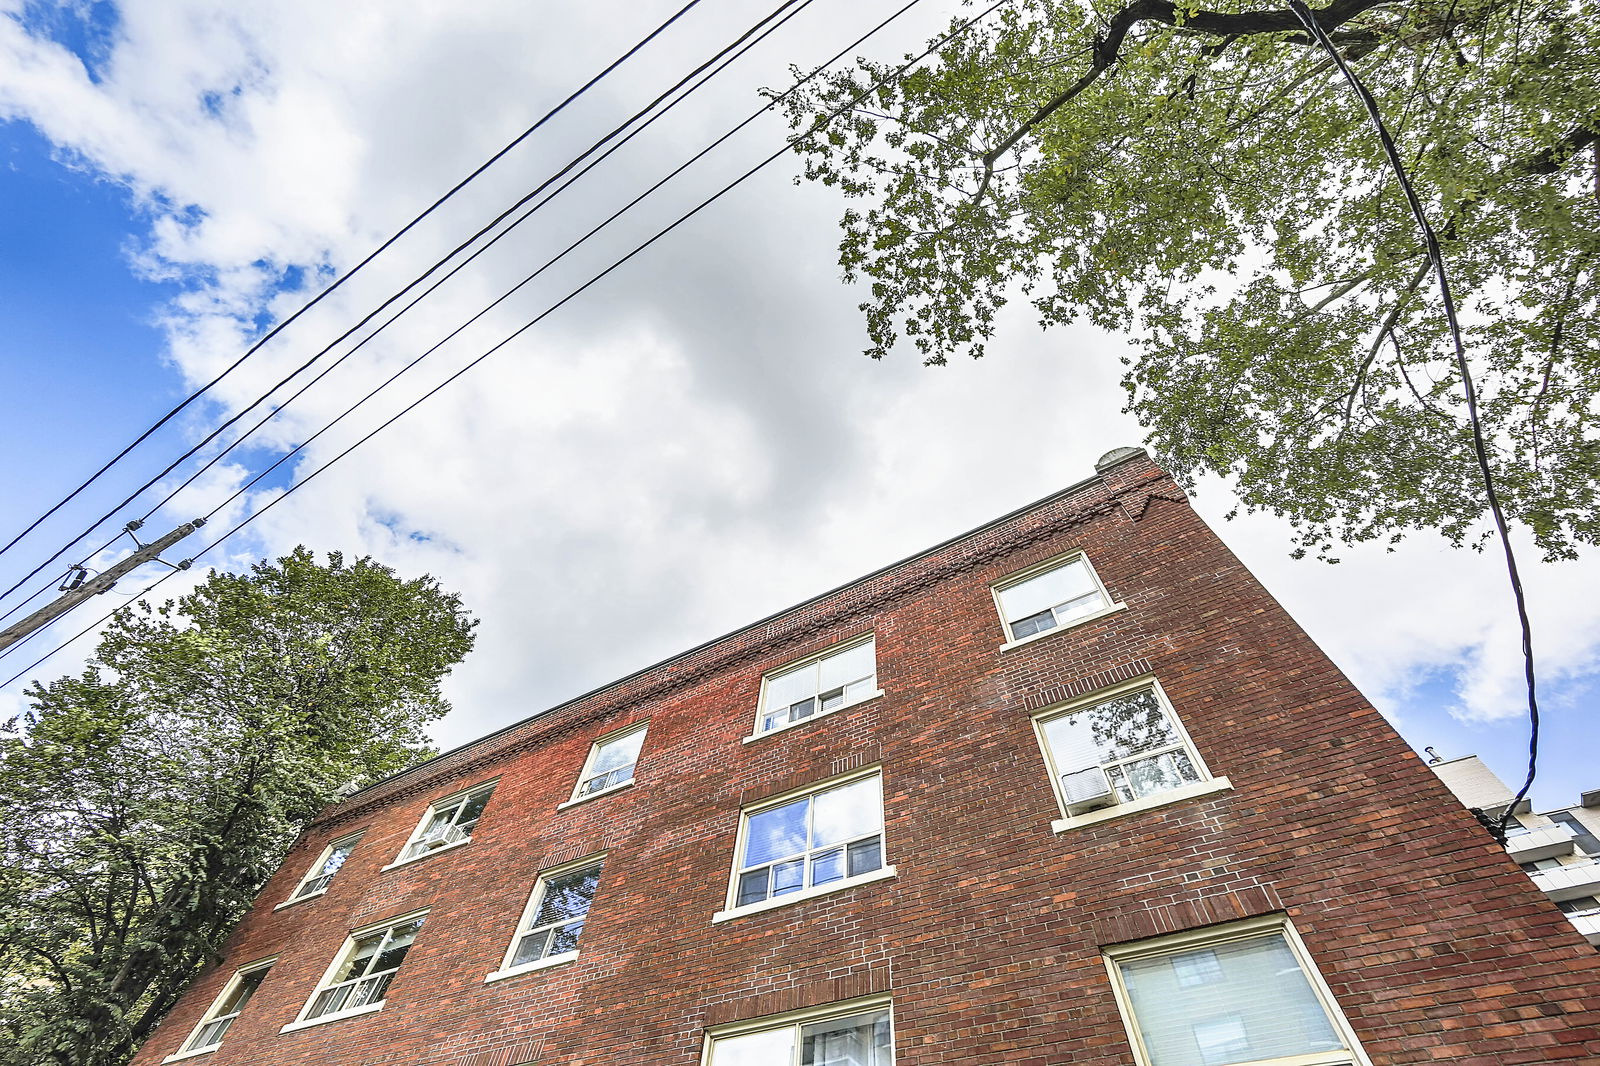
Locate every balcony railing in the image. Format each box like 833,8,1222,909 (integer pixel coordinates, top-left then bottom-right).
306,969,395,1020
1505,822,1576,863
1530,860,1600,902
1567,911,1600,947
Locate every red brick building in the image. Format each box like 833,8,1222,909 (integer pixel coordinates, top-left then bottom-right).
135,449,1600,1066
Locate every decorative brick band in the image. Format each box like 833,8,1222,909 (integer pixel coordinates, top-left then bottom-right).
1022,659,1154,712
1091,884,1284,947
702,965,893,1028
453,1038,543,1066
536,841,605,870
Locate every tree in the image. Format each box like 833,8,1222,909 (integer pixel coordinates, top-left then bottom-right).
780,0,1600,559
0,548,476,1066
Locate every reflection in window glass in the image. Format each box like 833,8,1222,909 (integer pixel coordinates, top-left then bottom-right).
306,914,425,1021
1040,687,1204,812
508,861,603,968
401,785,494,860
707,1008,893,1066
577,725,648,796
735,776,884,908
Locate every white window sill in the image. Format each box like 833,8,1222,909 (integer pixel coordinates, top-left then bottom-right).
742,690,886,744
380,837,471,872
279,1001,384,1034
557,778,635,811
161,1046,220,1064
1000,601,1128,652
1051,776,1233,833
484,951,578,984
712,865,897,924
273,888,327,911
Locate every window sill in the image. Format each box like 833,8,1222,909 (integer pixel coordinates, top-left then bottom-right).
1000,602,1128,652
161,1046,220,1064
1051,776,1233,833
484,951,578,984
711,865,897,924
557,778,635,811
279,1001,383,1034
742,690,886,744
380,837,471,872
273,888,327,911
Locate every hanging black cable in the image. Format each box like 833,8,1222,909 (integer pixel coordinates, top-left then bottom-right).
1288,0,1541,835
0,0,705,568
0,0,811,609
0,0,1017,686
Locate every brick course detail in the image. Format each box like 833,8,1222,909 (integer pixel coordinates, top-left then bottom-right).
133,453,1600,1065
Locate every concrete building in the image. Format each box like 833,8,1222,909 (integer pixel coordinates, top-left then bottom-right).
134,449,1600,1066
1431,753,1600,947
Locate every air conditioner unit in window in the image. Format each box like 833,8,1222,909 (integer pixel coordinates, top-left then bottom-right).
1060,766,1118,814
439,824,471,846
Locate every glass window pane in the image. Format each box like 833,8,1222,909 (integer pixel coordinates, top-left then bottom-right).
510,928,553,968
999,560,1097,621
592,728,647,774
457,788,493,826
847,837,883,878
737,869,769,907
819,640,874,691
801,1009,893,1066
813,777,882,848
772,859,805,896
1119,750,1199,800
1042,711,1104,775
1055,588,1108,624
711,1028,796,1066
217,968,267,1014
370,917,424,974
744,798,809,867
1089,689,1177,760
811,847,845,887
766,665,818,710
1120,934,1346,1066
333,931,385,983
548,920,584,956
532,865,601,927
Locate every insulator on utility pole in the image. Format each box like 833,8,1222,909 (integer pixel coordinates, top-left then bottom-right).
0,518,206,655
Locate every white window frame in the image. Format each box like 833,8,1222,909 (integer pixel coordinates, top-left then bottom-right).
384,780,497,869
562,721,649,808
991,551,1125,650
282,909,428,1033
714,767,895,923
1032,676,1230,832
702,995,895,1066
747,635,883,742
486,852,606,983
1102,915,1373,1066
162,955,276,1062
277,830,363,910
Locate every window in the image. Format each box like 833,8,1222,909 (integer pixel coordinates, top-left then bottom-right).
728,773,885,913
491,857,604,979
571,723,647,800
287,831,362,903
1522,857,1564,873
1034,681,1214,820
167,957,274,1059
757,637,878,735
1105,918,1370,1066
1558,895,1600,917
293,912,426,1027
993,553,1114,643
396,782,494,862
706,1002,893,1066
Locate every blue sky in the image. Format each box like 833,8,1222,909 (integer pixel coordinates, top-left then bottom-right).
0,0,1593,813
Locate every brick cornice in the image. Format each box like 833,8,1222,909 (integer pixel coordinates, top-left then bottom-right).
314,469,1180,830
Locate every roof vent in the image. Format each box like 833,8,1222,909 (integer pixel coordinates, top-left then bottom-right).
1094,446,1147,472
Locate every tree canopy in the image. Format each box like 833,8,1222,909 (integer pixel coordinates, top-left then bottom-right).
0,548,476,1066
781,0,1600,558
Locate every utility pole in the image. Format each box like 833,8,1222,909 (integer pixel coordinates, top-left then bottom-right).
0,518,206,655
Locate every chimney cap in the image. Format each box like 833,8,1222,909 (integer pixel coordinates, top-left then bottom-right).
1095,446,1148,472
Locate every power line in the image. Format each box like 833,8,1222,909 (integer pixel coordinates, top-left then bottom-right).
0,0,810,611
1289,1,1542,832
1,0,1015,689
140,0,831,529
0,0,704,569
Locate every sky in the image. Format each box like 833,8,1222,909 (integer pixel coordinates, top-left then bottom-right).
0,0,1594,812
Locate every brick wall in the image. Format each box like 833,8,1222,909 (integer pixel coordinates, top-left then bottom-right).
133,452,1600,1066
